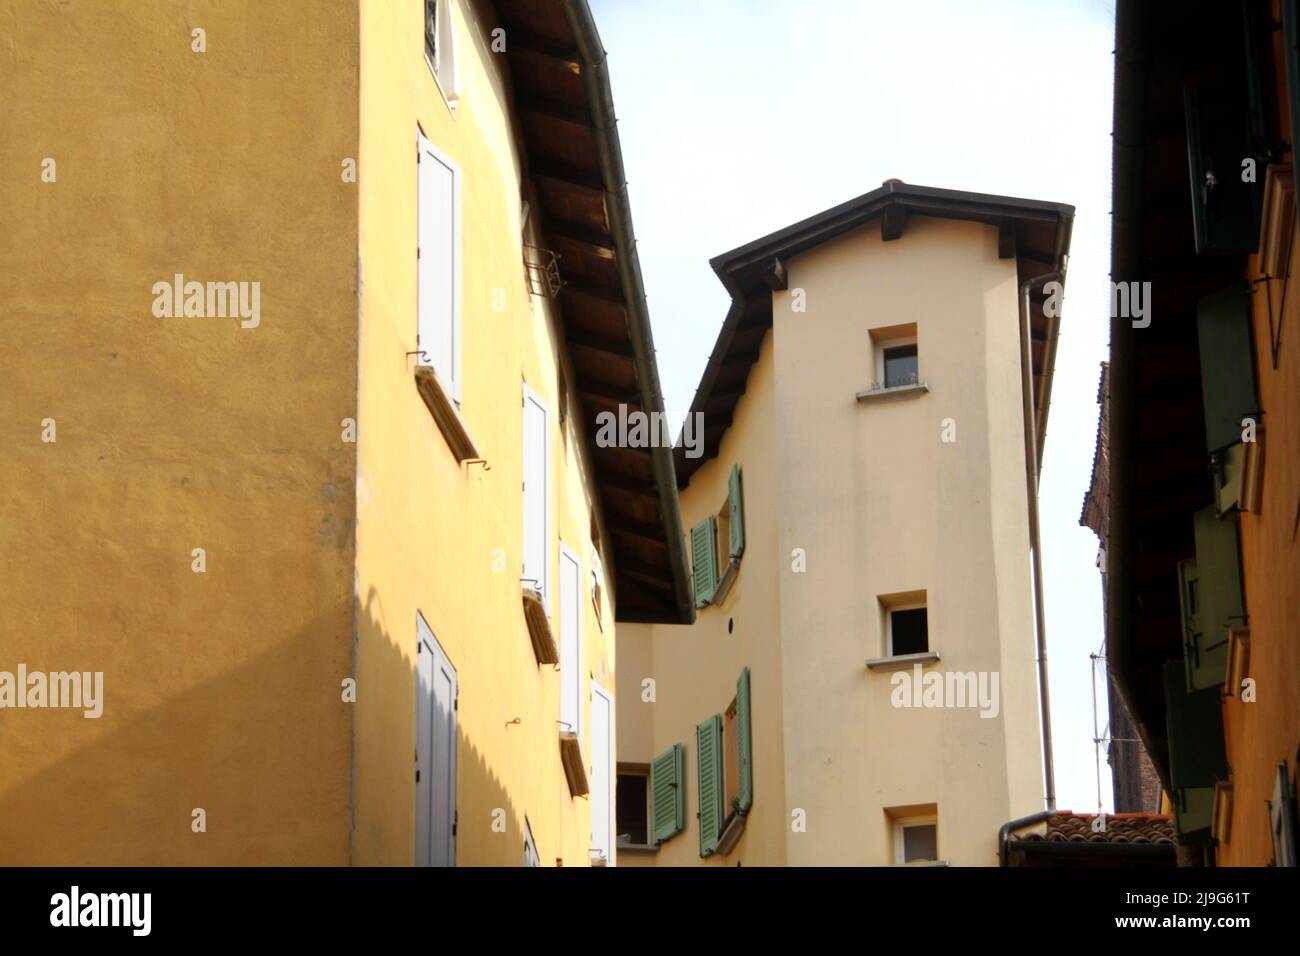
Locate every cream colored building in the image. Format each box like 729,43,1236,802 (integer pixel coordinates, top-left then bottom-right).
616,183,1074,866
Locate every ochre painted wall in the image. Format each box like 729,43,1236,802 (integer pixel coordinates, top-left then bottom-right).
619,332,788,866
351,0,616,867
0,0,360,864
1221,204,1300,868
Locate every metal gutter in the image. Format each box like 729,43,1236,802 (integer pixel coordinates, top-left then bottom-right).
561,0,696,625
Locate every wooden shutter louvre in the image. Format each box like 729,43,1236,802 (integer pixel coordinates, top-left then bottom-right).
736,666,753,814
651,743,685,844
1163,662,1229,841
691,517,719,608
696,715,724,856
1196,282,1258,455
1186,506,1245,692
728,465,746,561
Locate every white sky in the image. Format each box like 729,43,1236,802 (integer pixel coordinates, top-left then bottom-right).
593,0,1118,812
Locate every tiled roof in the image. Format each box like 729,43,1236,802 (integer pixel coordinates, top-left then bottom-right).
1013,812,1175,845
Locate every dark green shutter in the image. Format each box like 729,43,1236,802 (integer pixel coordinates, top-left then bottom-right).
728,465,746,561
736,667,752,814
1213,441,1246,516
1286,1,1300,226
696,714,723,857
1186,506,1245,692
1197,283,1258,454
1184,81,1263,254
650,743,685,845
1164,661,1229,842
691,517,718,608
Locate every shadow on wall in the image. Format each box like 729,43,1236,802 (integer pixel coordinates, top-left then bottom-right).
0,591,524,866
0,597,355,866
353,585,521,867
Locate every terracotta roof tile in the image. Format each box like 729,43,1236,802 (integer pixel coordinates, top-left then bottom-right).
1012,812,1175,846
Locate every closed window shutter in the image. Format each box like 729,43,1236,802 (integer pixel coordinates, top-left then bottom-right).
736,666,752,814
651,743,685,844
417,135,459,399
1286,1,1300,225
1196,283,1257,455
728,465,746,561
690,517,718,608
1186,506,1245,692
696,715,723,857
1163,661,1228,840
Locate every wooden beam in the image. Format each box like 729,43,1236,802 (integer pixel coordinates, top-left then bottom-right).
504,30,581,65
882,204,906,241
999,222,1017,259
567,330,634,358
530,157,605,193
607,513,667,544
762,256,788,291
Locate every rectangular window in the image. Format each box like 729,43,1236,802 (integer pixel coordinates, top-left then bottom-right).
415,614,457,867
417,131,461,401
590,683,614,864
425,0,458,104
896,818,938,864
523,818,539,867
883,343,919,389
558,545,583,740
616,767,650,847
522,385,549,608
889,606,929,656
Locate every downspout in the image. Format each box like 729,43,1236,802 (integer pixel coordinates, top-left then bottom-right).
1019,268,1064,813
998,809,1058,867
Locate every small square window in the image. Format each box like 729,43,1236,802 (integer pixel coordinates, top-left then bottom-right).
900,822,938,864
883,344,919,388
616,768,650,847
889,606,929,656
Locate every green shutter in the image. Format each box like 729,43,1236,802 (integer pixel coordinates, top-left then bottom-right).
1184,79,1263,254
1286,1,1300,227
736,666,753,814
650,743,685,845
690,517,718,608
1212,442,1246,516
1197,283,1258,454
1164,661,1229,842
696,714,723,857
728,465,746,561
1186,506,1244,692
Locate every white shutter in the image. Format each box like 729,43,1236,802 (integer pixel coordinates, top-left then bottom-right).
590,683,614,864
559,546,582,739
522,386,549,607
417,132,460,400
416,614,457,867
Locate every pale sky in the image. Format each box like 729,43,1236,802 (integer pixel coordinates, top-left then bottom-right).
593,0,1118,813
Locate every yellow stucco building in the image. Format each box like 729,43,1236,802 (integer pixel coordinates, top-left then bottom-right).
617,183,1074,866
1,0,692,866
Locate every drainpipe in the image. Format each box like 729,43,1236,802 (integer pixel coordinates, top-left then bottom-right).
1019,269,1063,813
998,808,1059,867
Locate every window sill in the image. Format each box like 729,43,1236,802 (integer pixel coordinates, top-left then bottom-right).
559,730,589,797
891,860,950,867
522,587,559,665
717,810,747,856
711,558,740,606
415,366,479,462
865,651,941,671
856,382,930,403
616,842,659,854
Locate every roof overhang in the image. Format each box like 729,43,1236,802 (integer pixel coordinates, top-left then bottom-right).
1106,0,1246,787
494,0,695,624
675,182,1074,484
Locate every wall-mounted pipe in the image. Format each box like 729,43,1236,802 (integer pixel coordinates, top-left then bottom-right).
1019,269,1064,812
